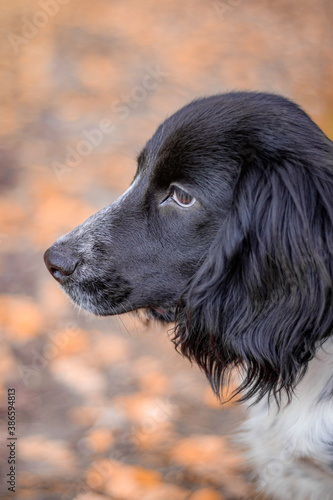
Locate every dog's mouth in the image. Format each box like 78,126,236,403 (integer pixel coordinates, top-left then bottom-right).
140,306,177,323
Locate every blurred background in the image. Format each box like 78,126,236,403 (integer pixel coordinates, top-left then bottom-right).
0,1,332,499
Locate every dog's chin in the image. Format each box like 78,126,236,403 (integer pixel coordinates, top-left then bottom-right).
61,286,128,316
61,284,177,322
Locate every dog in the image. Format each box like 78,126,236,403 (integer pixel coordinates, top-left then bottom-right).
44,92,333,499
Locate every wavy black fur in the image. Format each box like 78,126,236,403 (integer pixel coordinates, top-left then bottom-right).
172,97,333,404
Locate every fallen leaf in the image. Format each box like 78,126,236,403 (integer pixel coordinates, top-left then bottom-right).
0,295,43,341
20,435,76,475
189,487,226,500
84,427,114,454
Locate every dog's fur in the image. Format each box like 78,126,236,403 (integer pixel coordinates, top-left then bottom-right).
45,92,333,499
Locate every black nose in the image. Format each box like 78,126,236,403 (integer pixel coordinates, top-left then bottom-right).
44,246,79,284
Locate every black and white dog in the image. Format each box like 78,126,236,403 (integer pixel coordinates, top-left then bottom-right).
44,92,333,499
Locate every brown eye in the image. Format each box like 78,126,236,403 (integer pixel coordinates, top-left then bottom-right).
172,187,196,207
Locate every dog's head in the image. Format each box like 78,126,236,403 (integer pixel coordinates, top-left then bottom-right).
45,92,333,402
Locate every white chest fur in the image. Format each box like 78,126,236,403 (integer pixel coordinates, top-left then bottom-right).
240,339,333,500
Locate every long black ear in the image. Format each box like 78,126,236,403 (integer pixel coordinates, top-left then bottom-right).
173,142,333,404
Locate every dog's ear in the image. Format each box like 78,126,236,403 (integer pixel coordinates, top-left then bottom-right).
174,147,333,404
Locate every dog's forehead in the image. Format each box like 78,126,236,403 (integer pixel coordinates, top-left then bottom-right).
138,133,212,191
137,105,223,187
137,104,239,191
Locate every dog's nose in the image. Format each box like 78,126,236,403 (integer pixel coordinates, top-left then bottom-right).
44,247,79,284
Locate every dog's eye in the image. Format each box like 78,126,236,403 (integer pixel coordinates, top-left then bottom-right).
172,187,196,208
